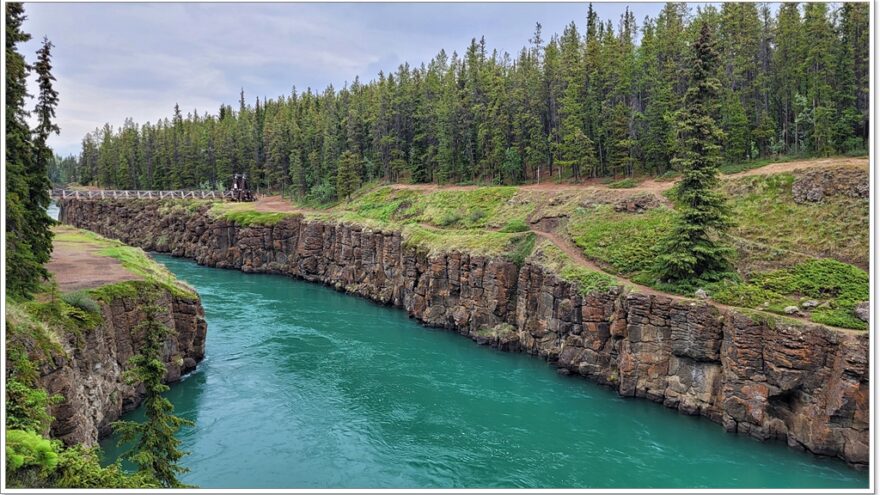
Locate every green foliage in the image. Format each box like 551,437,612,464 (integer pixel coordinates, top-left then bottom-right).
712,259,867,330
499,218,529,233
6,430,59,475
724,172,868,270
112,297,193,488
533,242,617,296
568,206,675,277
505,233,536,266
336,150,362,201
60,291,100,314
5,380,61,433
5,3,55,300
656,23,733,283
52,445,160,489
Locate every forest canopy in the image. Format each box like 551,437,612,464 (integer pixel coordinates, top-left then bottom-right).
58,2,868,202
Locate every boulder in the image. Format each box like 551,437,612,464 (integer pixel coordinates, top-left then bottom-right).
854,301,869,323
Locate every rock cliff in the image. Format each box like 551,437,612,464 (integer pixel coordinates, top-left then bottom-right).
21,286,207,447
59,198,868,467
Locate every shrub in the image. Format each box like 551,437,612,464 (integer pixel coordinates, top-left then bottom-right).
499,218,529,233
505,233,536,266
437,210,462,227
468,208,487,223
61,291,100,314
6,430,59,475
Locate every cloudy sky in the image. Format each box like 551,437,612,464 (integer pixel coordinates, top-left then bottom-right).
21,2,666,156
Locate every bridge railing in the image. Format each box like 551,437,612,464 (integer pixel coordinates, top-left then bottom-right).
51,189,236,200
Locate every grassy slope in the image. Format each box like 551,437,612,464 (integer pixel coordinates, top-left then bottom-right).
566,172,868,329
192,159,867,329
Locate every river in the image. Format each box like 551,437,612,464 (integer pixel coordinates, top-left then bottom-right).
100,254,868,489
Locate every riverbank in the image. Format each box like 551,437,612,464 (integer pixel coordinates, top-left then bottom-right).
6,225,207,448
59,194,869,468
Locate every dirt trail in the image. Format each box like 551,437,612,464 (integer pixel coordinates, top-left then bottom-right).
47,226,140,292
245,195,317,214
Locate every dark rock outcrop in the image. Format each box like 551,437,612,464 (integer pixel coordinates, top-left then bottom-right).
58,198,869,467
29,287,207,446
791,166,869,203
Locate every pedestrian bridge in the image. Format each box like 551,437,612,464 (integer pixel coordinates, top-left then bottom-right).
50,189,236,200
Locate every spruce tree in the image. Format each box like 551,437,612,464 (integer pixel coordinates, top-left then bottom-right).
335,150,361,201
6,3,55,299
655,22,732,284
113,297,193,488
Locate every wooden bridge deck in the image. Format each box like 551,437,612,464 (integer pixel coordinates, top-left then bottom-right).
50,189,235,200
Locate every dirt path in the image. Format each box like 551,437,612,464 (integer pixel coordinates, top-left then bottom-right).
47,226,140,292
245,195,318,214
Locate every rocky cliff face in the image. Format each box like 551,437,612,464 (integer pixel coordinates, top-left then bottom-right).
59,198,869,467
35,288,207,446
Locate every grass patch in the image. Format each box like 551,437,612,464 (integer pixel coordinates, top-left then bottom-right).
724,173,868,270
567,205,675,279
53,226,197,300
606,178,640,189
401,224,530,257
207,203,299,226
717,154,813,175
499,218,530,233
532,242,617,296
711,259,867,330
338,186,525,230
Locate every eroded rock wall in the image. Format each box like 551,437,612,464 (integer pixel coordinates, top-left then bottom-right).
32,288,207,446
59,199,869,467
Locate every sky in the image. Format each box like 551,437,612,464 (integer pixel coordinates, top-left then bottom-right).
20,2,667,157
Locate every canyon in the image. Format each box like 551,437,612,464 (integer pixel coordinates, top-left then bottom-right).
59,198,869,468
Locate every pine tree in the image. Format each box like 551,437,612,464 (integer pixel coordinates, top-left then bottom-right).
6,3,55,299
113,297,193,488
656,22,732,284
335,150,361,201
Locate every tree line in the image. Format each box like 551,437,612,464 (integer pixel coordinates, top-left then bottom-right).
59,2,868,203
6,3,192,488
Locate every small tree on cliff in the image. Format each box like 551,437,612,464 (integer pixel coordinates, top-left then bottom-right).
113,294,193,488
655,22,733,284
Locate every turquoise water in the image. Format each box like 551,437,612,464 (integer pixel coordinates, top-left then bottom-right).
101,254,869,489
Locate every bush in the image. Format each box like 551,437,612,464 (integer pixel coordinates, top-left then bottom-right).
6,430,59,475
60,291,100,314
437,210,462,227
499,218,529,233
468,208,487,223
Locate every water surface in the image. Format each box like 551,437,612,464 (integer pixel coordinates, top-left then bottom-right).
102,254,868,489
